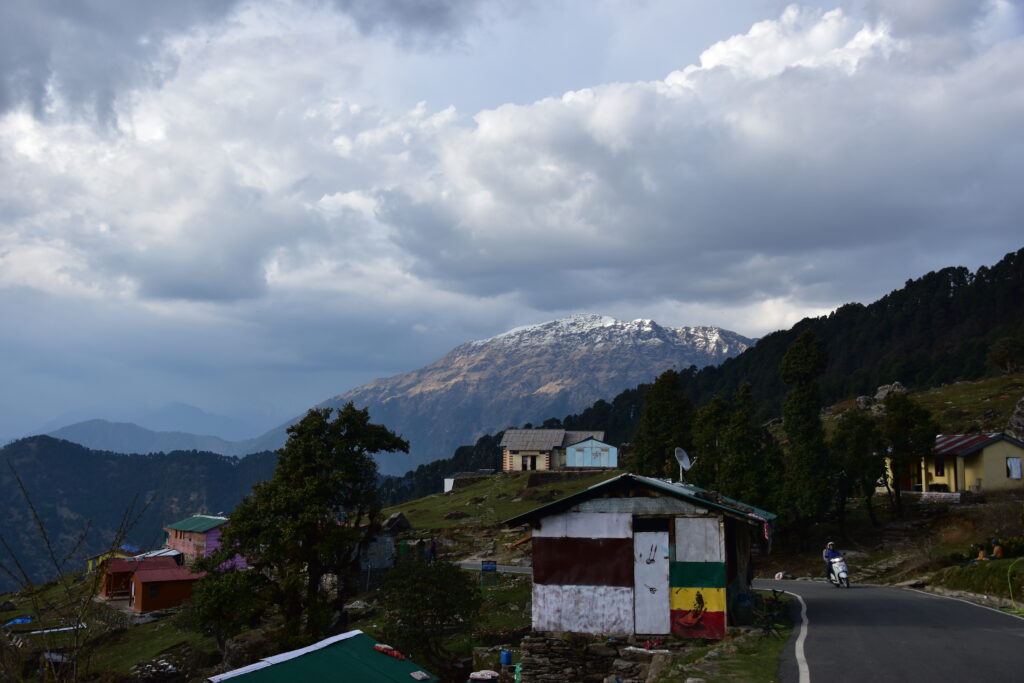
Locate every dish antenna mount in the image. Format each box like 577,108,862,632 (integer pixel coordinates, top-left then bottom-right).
674,447,694,483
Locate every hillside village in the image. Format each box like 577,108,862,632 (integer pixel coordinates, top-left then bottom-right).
2,372,1023,681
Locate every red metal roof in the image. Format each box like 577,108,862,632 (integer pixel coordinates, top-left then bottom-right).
933,433,1001,456
106,555,179,574
134,567,205,584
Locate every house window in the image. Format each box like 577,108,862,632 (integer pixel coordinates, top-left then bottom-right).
934,458,945,478
1007,457,1022,480
149,584,160,599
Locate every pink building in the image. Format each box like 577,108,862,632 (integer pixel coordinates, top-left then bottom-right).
163,514,245,568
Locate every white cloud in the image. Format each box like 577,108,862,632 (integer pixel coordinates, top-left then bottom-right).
0,1,1022,436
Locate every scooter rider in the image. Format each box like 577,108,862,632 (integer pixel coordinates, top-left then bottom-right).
823,541,842,580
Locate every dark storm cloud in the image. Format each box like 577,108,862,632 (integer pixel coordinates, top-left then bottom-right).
0,0,488,120
0,1,241,120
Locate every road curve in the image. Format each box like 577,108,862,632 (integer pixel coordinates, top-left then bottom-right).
757,578,1024,682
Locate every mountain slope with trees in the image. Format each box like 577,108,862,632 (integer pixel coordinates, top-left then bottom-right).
0,437,278,593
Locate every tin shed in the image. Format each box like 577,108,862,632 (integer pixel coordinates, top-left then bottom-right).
504,474,775,639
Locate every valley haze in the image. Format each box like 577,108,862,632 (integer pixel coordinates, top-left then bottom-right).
1,2,1022,444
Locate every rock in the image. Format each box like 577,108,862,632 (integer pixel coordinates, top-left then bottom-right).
382,512,411,533
1007,396,1024,441
223,629,272,670
856,395,874,410
645,653,673,682
894,579,927,588
344,600,369,610
443,510,469,520
874,382,907,402
685,678,708,683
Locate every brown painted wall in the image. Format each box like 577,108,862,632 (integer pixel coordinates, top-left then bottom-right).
532,537,633,586
131,578,198,613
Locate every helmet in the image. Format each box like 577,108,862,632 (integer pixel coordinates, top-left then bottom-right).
826,541,835,548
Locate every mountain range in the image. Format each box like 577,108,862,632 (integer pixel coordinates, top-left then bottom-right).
47,315,753,475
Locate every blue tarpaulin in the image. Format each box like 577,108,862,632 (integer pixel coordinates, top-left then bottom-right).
3,616,32,628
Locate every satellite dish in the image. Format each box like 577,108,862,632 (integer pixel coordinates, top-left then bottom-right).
674,447,693,483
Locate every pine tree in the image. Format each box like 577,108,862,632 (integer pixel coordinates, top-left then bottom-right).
779,330,833,541
629,369,693,477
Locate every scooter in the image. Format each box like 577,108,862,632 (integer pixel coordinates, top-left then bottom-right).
828,555,850,588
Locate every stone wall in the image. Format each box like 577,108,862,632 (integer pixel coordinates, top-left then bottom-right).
517,633,675,683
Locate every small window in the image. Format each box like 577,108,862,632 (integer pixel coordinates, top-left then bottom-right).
1007,457,1022,480
934,457,945,478
149,584,160,599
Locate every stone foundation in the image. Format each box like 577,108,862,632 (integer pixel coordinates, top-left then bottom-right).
518,633,677,683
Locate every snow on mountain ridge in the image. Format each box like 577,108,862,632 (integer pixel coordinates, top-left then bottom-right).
465,314,746,352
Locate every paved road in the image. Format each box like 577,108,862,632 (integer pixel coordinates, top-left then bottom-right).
757,579,1024,682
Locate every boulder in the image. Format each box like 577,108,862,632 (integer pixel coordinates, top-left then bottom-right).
856,396,874,410
382,512,411,533
874,382,907,402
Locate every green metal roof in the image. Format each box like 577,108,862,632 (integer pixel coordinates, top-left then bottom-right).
206,631,438,682
166,515,228,533
503,473,777,528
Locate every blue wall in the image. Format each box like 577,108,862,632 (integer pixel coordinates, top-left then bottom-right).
565,438,617,468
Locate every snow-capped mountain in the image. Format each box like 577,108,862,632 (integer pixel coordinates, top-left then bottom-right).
43,315,753,475
324,314,754,474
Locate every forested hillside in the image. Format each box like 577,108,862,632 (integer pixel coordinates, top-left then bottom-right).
0,437,278,593
382,248,1024,501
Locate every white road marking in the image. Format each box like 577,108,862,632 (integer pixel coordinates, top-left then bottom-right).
907,588,1024,622
784,590,811,683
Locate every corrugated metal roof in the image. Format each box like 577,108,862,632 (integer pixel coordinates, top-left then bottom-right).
500,429,566,451
562,431,605,447
107,555,179,574
166,515,229,533
135,567,204,583
206,630,438,682
933,433,999,456
503,473,777,528
500,429,607,450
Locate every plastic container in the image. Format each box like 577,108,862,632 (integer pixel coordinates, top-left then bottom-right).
500,650,512,666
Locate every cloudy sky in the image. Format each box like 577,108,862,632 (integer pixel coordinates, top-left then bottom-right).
1,0,1022,440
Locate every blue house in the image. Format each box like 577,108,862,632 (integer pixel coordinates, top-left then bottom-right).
564,437,618,468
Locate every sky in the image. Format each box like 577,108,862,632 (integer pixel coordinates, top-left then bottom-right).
1,0,1023,440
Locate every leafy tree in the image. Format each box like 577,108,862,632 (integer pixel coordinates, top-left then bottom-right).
205,404,408,639
629,368,694,476
179,569,275,651
378,557,481,675
988,334,1024,374
880,393,938,518
779,330,833,540
829,409,884,534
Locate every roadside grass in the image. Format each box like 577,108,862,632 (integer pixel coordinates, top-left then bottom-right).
930,558,1024,601
655,627,794,683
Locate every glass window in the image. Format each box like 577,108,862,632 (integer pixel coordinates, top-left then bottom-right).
934,457,945,477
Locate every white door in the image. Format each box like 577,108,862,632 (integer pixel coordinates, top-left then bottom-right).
634,531,670,634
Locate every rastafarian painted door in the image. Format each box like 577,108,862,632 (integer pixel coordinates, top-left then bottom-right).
633,530,670,634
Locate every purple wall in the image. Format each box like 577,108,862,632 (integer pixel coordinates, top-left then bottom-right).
202,526,248,570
